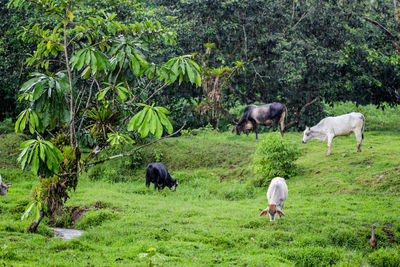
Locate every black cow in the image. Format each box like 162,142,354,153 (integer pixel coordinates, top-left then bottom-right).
232,102,286,139
145,163,178,191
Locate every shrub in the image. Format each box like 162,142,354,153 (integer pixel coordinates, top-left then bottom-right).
252,132,301,187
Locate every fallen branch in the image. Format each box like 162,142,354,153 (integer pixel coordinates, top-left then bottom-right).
85,122,186,168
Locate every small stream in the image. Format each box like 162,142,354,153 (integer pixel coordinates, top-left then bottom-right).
51,227,85,240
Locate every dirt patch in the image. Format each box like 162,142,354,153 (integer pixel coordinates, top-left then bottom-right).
383,225,399,245
58,201,115,226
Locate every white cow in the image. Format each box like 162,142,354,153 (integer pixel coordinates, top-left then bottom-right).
0,175,11,196
302,112,365,156
259,177,288,222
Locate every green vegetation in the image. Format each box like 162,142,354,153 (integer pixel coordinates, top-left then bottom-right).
253,132,301,186
1,128,400,265
1,0,400,265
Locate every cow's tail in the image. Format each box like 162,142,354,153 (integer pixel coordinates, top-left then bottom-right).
279,105,287,134
361,114,365,139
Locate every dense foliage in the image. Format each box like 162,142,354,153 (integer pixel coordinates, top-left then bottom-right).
2,0,400,129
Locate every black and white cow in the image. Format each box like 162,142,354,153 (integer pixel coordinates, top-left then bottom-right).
145,163,178,191
0,175,11,196
302,112,365,156
232,102,287,139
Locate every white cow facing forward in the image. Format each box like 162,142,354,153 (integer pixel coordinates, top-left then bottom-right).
259,177,288,222
302,112,365,156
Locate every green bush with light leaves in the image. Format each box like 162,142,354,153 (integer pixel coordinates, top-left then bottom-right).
252,132,301,187
8,0,201,231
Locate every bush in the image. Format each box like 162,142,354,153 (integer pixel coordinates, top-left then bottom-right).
252,132,301,187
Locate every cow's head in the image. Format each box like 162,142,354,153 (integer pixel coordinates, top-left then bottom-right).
302,126,313,143
169,178,178,191
259,204,285,222
232,120,253,136
0,175,11,196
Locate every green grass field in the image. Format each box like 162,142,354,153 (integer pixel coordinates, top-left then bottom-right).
1,129,400,266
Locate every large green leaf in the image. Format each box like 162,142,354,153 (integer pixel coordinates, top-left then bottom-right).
148,110,157,135
17,138,63,176
185,62,195,84
127,107,149,131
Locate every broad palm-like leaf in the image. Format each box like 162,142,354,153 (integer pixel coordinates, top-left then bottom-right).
18,71,70,130
127,104,173,138
17,137,63,176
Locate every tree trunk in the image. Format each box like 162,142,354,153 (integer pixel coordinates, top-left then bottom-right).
63,8,76,147
28,209,45,233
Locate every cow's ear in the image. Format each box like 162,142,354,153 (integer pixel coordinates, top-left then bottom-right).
277,210,285,217
259,208,269,217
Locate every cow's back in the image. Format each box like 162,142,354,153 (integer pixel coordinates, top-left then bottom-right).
267,177,288,204
251,103,284,123
146,162,168,180
319,112,364,136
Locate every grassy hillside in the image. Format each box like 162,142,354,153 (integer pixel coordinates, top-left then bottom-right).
1,130,400,266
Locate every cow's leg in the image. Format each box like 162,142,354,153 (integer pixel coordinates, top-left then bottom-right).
326,135,334,156
254,124,258,139
355,130,362,152
145,171,151,188
154,177,159,191
272,120,278,132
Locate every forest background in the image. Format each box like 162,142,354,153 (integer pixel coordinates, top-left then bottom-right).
1,0,400,131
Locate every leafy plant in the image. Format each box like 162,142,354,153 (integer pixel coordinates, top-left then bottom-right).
17,137,63,176
8,0,201,232
252,132,301,187
21,188,46,223
138,247,165,267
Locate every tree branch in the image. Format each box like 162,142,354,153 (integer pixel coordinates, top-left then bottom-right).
145,82,168,103
364,17,400,55
285,96,320,129
77,79,95,135
85,123,186,168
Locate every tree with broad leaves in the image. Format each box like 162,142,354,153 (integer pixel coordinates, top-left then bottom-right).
8,0,201,232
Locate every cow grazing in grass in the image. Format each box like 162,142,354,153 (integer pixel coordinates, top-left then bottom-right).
232,102,286,139
145,163,178,191
302,112,365,156
260,177,288,222
0,175,11,196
